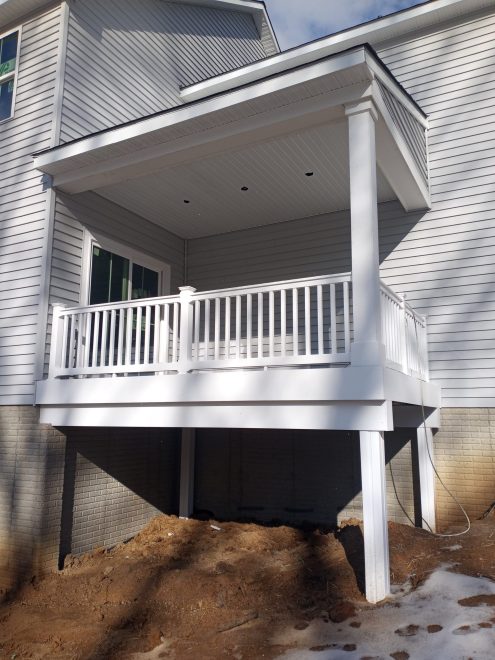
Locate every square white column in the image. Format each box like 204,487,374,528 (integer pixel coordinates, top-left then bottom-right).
417,425,436,532
179,428,196,519
346,100,385,367
360,430,390,603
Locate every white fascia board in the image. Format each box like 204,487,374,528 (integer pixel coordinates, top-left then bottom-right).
173,0,264,12
365,52,428,128
180,0,489,105
34,48,369,174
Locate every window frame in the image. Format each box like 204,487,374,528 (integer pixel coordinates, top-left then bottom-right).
0,26,22,124
81,231,171,306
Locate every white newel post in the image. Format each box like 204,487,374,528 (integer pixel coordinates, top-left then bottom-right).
48,303,66,377
179,428,196,519
360,430,390,603
178,286,196,374
346,100,385,367
417,425,437,532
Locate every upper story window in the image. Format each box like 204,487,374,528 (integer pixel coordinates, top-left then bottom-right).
0,29,20,122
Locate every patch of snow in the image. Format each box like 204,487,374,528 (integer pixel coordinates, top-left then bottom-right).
275,568,495,660
441,544,463,551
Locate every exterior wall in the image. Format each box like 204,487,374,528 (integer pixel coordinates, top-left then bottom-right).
434,408,495,528
59,0,271,143
45,191,185,371
0,406,66,591
194,429,418,527
0,4,62,405
376,7,495,408
61,428,180,557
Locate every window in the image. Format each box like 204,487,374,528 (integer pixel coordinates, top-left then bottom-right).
0,29,20,122
89,245,160,305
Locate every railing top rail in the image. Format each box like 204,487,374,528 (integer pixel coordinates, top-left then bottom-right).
58,293,181,315
380,280,426,325
193,272,352,301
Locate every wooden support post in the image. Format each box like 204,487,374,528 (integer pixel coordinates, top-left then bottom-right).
346,100,385,367
179,428,196,519
417,425,436,533
360,430,390,603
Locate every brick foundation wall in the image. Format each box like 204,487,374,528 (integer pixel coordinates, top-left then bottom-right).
434,408,495,529
0,411,180,591
0,407,66,592
194,429,419,527
62,428,180,557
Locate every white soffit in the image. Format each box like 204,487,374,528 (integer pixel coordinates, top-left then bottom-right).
0,0,52,28
97,122,396,239
180,0,494,103
34,49,372,179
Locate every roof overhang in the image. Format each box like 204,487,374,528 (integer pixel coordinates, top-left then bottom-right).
0,0,53,28
181,0,494,102
34,45,430,236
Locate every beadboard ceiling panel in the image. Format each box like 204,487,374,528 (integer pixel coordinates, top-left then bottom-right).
98,121,396,238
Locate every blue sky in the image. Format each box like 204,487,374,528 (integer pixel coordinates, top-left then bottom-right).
264,0,429,50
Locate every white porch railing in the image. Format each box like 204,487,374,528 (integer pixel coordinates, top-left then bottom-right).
48,275,429,381
380,281,429,380
49,273,353,378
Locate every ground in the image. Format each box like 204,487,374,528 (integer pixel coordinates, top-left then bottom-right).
0,514,494,660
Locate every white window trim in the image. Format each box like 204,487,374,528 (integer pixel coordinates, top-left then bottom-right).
0,25,22,124
81,230,172,305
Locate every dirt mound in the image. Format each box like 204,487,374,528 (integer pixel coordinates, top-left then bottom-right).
0,515,493,659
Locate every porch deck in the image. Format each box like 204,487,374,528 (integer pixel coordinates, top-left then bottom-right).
48,273,428,381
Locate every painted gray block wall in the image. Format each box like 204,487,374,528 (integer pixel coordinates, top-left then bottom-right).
194,429,419,528
61,428,180,558
59,0,274,143
1,411,181,587
0,406,66,591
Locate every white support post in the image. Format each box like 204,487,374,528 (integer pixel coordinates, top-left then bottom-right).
360,430,390,604
48,303,66,377
178,286,196,375
179,428,196,519
417,425,436,533
346,100,385,367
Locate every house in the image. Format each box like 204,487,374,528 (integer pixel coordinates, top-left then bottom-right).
0,0,493,604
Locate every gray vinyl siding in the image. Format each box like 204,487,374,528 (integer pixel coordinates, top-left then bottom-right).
0,5,62,405
375,6,495,407
376,79,428,185
46,191,185,370
59,0,268,144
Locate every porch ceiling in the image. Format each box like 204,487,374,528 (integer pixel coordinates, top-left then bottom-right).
98,121,395,239
34,45,429,239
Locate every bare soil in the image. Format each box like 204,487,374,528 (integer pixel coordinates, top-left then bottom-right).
0,515,494,660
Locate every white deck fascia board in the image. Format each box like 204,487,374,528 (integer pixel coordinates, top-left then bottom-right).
179,0,491,107
39,402,394,431
35,367,388,407
384,368,441,409
34,49,369,175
